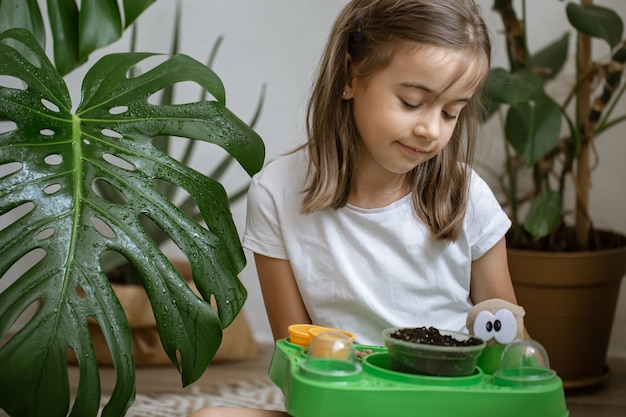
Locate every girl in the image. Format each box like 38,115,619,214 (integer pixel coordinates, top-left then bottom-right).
191,0,523,415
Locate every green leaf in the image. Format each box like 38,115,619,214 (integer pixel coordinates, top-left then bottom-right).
505,96,562,166
0,28,264,416
46,0,81,76
484,68,545,106
123,0,158,28
566,3,624,49
0,0,45,47
524,190,563,238
530,32,570,80
78,0,122,62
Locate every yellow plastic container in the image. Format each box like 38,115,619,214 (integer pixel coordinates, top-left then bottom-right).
288,324,321,347
287,324,356,347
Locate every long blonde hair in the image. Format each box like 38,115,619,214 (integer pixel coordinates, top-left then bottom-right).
301,0,491,241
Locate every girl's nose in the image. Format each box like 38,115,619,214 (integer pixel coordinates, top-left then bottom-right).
413,111,439,141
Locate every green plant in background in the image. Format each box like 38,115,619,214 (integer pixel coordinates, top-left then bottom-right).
484,0,626,251
0,1,265,416
0,0,157,76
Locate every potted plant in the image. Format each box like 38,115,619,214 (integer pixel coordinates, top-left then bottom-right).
0,2,264,416
483,0,626,388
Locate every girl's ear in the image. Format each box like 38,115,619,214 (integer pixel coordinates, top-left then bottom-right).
342,83,354,100
342,54,355,99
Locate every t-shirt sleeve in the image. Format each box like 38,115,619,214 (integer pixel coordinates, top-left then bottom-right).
242,175,289,259
466,171,512,260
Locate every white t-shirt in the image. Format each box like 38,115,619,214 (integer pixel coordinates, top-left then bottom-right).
242,149,511,346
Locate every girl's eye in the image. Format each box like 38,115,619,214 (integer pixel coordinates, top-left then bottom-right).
443,111,458,121
401,99,420,109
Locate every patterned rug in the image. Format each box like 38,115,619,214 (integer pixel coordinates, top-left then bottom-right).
109,379,286,417
1,379,285,417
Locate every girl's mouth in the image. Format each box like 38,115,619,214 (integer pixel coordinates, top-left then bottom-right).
396,141,428,157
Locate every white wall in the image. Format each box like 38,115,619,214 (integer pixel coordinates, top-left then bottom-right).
7,0,626,356
177,0,626,356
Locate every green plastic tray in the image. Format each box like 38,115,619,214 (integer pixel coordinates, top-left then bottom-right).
268,338,569,417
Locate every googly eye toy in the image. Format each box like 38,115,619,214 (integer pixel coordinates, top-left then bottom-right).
466,299,526,373
467,299,525,345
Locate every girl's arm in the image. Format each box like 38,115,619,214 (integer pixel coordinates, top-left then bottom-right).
469,237,516,304
254,253,311,341
469,237,530,337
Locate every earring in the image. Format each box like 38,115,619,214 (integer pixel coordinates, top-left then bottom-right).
342,91,346,97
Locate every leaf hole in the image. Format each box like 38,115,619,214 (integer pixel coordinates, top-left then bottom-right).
92,216,116,239
0,248,46,346
35,227,55,240
76,285,86,298
83,138,91,145
86,317,117,366
92,179,129,204
41,99,60,113
0,120,18,134
66,346,79,366
0,38,42,68
102,252,142,285
102,129,123,139
91,179,128,204
66,316,113,370
43,183,61,195
0,298,43,349
126,55,168,79
147,81,217,105
0,161,22,178
40,128,55,136
102,153,136,171
43,183,61,194
0,201,35,232
138,213,174,248
176,350,183,372
0,75,26,90
109,106,128,115
152,178,200,219
136,213,188,264
1,248,46,283
44,154,63,166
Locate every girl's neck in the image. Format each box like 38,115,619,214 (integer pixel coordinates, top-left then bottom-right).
348,167,411,209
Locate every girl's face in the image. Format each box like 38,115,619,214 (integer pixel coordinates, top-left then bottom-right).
344,44,484,179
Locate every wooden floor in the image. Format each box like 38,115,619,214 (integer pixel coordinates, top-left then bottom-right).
565,357,626,417
77,346,626,416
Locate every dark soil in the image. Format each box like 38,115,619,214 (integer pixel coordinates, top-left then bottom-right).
388,326,482,346
506,227,626,252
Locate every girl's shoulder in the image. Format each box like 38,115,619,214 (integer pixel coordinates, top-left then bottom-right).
467,167,497,200
257,148,307,175
251,147,309,193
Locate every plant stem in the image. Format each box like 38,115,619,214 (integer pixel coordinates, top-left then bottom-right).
596,41,626,135
493,0,528,71
575,0,593,249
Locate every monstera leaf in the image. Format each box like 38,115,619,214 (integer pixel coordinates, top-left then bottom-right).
0,28,264,417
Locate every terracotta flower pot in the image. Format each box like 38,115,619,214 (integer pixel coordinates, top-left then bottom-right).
507,243,626,389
